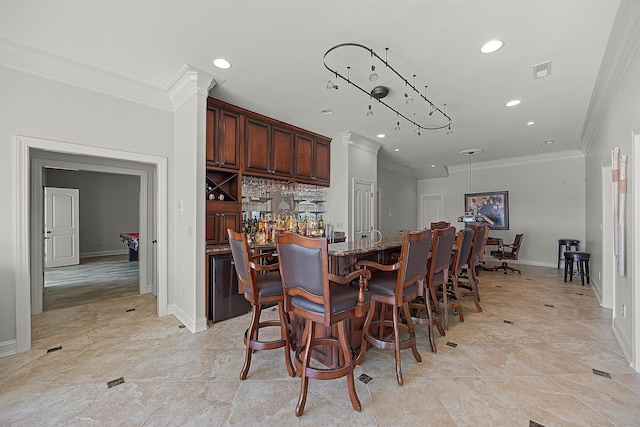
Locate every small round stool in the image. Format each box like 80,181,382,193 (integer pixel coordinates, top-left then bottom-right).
558,239,580,269
563,251,590,286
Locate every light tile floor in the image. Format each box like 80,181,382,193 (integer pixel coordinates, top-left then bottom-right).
1,265,639,426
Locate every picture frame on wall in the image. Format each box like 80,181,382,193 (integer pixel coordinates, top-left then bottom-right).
464,191,509,230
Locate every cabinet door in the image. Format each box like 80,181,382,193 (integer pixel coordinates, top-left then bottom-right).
244,117,271,174
206,107,218,164
271,126,294,177
218,211,240,245
217,110,241,169
206,213,219,244
313,139,331,185
294,133,314,181
206,211,240,245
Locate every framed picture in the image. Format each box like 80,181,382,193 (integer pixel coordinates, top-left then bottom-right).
464,191,509,230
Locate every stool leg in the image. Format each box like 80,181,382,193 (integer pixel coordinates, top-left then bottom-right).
585,260,590,285
564,258,569,282
569,258,574,282
579,260,585,286
558,244,562,269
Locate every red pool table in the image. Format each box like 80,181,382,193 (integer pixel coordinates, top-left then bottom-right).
119,232,139,261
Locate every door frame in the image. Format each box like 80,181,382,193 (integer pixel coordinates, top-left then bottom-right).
16,135,168,353
31,158,150,314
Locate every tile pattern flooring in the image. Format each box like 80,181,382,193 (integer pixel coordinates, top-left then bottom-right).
1,265,639,426
44,255,139,311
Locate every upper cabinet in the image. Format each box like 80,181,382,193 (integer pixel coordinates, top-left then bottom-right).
206,101,241,170
207,97,330,186
244,116,294,178
295,133,331,186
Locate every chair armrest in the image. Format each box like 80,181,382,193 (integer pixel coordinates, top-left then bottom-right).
355,259,402,272
329,268,372,285
249,260,279,272
330,269,372,318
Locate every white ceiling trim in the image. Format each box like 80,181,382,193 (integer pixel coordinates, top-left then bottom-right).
447,149,585,174
0,39,173,111
378,158,416,177
340,131,383,154
165,64,216,112
581,0,640,154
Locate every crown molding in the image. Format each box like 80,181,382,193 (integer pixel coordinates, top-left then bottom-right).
0,39,173,111
378,158,416,177
580,0,640,154
339,131,382,154
165,64,221,111
447,150,585,174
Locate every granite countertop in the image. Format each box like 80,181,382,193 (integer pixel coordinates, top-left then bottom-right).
206,235,401,257
327,235,403,256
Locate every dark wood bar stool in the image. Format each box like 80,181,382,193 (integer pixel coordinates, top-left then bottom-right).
356,228,432,385
410,226,455,353
558,239,580,269
276,233,371,416
228,230,295,380
563,251,591,286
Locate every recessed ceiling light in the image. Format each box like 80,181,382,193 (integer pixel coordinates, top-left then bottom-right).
481,39,504,54
544,139,555,145
506,99,521,107
213,58,231,69
394,148,399,152
377,133,386,138
321,109,333,115
527,121,535,126
431,164,436,168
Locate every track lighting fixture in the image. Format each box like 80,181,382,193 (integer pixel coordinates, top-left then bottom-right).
323,43,452,132
369,52,378,81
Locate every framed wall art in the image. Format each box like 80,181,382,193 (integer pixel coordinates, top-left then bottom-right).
464,191,509,230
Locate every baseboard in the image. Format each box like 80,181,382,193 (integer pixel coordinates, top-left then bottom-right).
80,250,128,258
612,318,633,366
483,258,556,268
167,303,208,333
0,339,17,358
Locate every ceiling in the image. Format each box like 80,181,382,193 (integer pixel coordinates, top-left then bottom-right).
0,0,621,174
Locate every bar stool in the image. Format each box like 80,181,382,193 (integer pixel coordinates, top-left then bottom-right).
558,239,580,269
563,251,591,286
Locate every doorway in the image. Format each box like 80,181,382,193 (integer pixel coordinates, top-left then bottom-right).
42,169,142,311
420,194,444,229
352,179,374,242
15,135,168,353
44,187,80,268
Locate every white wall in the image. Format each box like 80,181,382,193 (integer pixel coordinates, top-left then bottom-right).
418,153,586,267
377,162,418,236
324,131,381,240
583,1,639,366
44,169,140,256
0,67,173,354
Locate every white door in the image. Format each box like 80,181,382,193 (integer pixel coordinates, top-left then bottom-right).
420,194,444,229
353,179,374,242
45,187,80,268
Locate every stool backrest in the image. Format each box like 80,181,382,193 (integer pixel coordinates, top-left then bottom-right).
451,228,474,276
397,228,433,300
277,232,331,325
228,229,256,302
426,226,457,289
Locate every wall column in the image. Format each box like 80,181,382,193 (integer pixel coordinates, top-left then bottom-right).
166,64,216,332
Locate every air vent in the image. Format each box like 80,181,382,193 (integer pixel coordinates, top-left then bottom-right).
533,61,552,79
